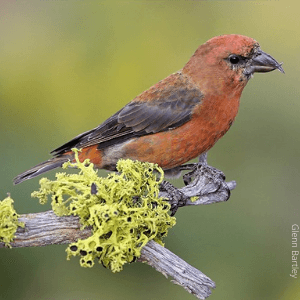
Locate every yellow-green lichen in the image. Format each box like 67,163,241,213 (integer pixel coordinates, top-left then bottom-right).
32,149,176,272
0,196,24,247
191,196,198,202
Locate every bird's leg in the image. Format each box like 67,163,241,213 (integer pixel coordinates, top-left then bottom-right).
181,152,226,186
159,181,189,216
160,153,233,215
160,161,200,215
180,153,208,185
179,152,231,203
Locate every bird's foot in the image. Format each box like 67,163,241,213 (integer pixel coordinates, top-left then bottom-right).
180,162,231,202
160,181,189,216
160,152,234,213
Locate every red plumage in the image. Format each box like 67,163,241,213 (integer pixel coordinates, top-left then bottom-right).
14,34,284,184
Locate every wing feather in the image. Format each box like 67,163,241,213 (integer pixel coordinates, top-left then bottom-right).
51,73,203,156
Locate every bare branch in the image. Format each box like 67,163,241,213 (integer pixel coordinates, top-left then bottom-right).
2,211,92,248
138,240,216,299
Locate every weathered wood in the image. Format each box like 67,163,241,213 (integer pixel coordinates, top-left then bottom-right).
0,210,215,299
1,160,236,299
138,240,216,299
8,211,92,248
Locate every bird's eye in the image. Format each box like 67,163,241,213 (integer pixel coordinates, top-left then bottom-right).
229,55,240,64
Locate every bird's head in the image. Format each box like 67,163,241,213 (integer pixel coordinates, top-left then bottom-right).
183,34,284,94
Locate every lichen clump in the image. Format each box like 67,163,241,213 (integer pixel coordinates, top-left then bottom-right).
32,149,176,272
0,196,24,247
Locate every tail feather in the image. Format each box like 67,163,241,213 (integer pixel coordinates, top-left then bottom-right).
13,156,71,185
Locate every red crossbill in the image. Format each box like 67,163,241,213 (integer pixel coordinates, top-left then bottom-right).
14,34,284,185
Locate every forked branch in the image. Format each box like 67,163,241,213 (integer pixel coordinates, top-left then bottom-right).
0,161,236,299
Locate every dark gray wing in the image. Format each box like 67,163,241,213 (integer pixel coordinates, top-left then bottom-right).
51,77,203,156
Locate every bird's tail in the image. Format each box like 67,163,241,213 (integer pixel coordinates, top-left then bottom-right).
13,155,72,185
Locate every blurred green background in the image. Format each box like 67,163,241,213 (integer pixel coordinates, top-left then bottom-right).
1,1,299,300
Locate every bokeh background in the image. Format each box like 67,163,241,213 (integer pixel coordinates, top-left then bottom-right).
1,1,299,300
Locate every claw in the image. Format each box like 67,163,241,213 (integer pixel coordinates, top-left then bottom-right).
160,181,188,215
160,160,233,212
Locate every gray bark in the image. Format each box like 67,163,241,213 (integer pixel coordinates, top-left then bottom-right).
1,161,236,299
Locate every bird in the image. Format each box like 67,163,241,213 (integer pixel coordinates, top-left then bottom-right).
13,34,284,185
